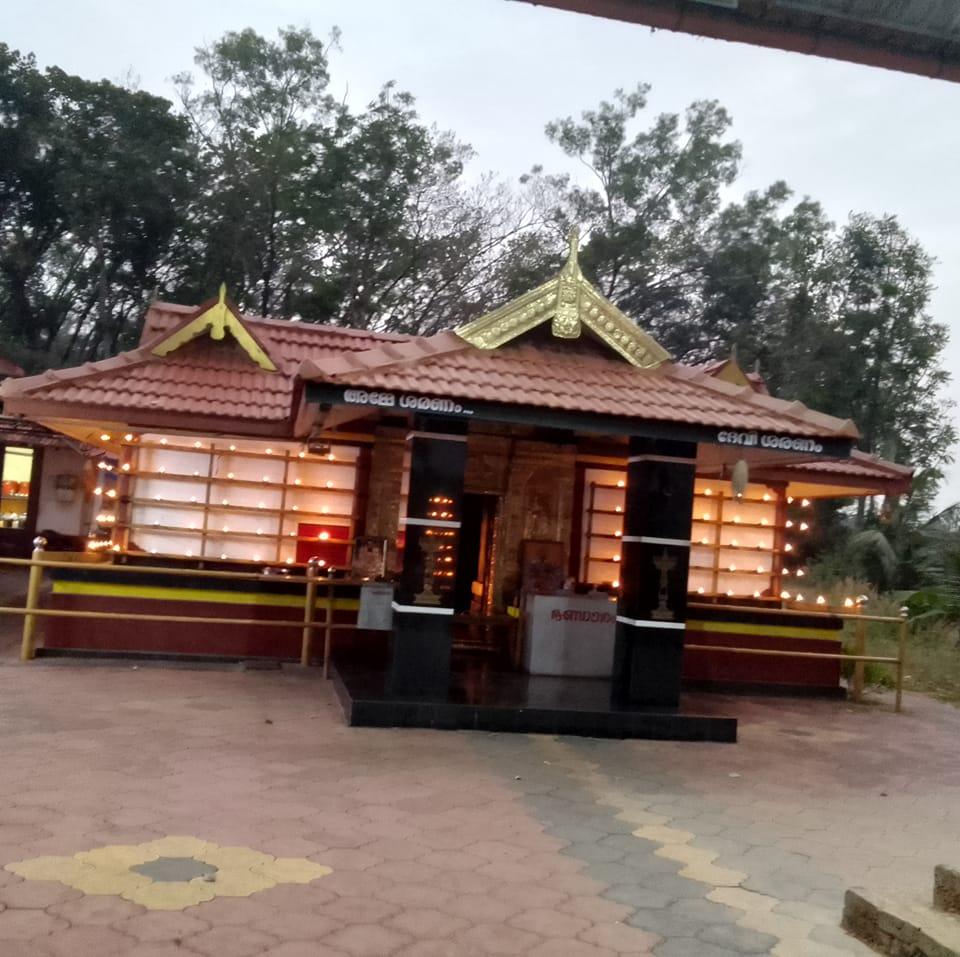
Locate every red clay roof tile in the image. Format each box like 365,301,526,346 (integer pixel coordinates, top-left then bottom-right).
299,337,858,440
4,300,859,444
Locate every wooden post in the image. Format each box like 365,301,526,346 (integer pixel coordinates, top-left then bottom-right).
852,596,867,703
300,557,319,667
322,583,334,679
20,536,47,662
896,606,909,714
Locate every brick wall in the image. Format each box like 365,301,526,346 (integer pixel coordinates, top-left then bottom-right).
363,426,406,572
493,439,577,608
365,426,578,608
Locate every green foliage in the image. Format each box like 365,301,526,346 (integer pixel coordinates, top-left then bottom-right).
172,27,522,331
0,37,956,538
905,504,960,627
0,44,195,366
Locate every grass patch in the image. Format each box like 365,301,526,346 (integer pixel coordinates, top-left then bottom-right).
861,627,960,706
804,576,960,705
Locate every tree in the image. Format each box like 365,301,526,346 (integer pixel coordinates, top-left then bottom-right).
173,27,527,331
174,26,338,317
0,45,194,367
501,85,741,352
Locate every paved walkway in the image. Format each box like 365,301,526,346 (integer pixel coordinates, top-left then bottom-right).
0,648,958,955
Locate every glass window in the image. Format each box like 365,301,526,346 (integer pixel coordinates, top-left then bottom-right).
0,446,33,530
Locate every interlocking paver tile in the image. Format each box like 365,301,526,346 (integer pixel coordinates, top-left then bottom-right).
454,921,542,954
385,906,469,938
4,644,960,957
44,925,138,956
323,922,414,955
526,938,617,956
0,907,69,940
581,919,661,952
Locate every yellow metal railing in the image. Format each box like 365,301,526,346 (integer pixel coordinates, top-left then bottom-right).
687,599,910,712
9,537,360,678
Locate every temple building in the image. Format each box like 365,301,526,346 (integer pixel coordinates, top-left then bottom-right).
1,232,911,739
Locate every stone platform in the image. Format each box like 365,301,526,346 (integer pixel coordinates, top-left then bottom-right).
332,662,738,741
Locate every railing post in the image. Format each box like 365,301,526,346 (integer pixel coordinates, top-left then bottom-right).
896,606,909,714
20,536,47,662
300,558,319,667
852,595,868,703
322,583,334,680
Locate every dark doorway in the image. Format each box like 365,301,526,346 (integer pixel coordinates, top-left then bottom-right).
454,494,498,614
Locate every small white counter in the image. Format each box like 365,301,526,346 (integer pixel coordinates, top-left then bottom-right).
523,593,617,678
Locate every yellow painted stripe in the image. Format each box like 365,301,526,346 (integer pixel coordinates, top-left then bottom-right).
686,619,839,641
52,580,360,611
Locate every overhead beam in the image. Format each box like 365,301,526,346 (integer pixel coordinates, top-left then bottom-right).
512,1,960,83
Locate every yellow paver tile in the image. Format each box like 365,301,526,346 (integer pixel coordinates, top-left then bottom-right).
201,845,274,870
680,861,747,886
253,858,333,884
141,836,213,859
739,909,814,939
201,867,276,898
5,856,92,885
77,845,154,871
632,825,694,844
5,837,333,911
707,886,778,912
125,880,218,910
655,844,717,865
71,869,150,897
772,939,854,957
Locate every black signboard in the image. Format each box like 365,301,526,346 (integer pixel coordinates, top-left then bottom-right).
305,383,855,459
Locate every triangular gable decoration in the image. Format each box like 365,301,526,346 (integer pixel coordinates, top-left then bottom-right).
456,228,671,369
150,284,278,372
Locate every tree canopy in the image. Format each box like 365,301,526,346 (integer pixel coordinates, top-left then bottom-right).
0,28,955,557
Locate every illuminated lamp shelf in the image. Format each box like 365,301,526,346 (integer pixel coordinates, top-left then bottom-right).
1,494,29,500
130,441,359,467
131,470,355,495
716,544,778,553
129,498,351,521
112,548,324,569
128,524,353,545
586,507,626,516
692,519,775,529
694,492,777,504
716,568,773,577
590,483,628,492
690,565,771,577
587,557,621,565
585,532,623,541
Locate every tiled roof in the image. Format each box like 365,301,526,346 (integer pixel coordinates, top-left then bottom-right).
0,357,25,378
1,299,858,444
2,303,407,425
782,451,912,480
299,332,859,440
695,358,770,395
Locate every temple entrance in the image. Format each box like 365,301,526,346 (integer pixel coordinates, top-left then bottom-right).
454,493,498,614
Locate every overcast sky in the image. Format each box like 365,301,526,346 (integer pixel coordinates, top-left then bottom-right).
5,0,959,507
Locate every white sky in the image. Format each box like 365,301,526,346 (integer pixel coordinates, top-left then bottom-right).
5,0,959,508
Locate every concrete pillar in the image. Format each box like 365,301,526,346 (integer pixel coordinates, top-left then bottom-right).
613,437,696,708
389,417,468,697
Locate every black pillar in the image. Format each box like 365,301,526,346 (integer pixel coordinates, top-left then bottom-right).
389,417,467,697
613,437,696,708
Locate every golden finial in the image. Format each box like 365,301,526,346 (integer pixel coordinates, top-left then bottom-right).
561,226,581,277
209,283,229,340
553,226,583,339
